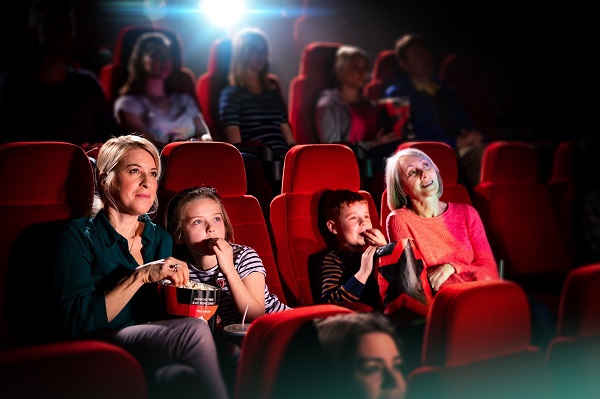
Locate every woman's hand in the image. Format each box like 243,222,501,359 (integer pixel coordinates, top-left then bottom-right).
355,246,377,284
428,263,455,292
138,257,189,287
362,228,387,247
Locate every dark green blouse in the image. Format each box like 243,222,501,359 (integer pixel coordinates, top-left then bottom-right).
53,211,172,338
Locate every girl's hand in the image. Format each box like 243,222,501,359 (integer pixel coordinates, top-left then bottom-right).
210,238,236,277
138,257,189,286
428,263,455,292
362,228,387,247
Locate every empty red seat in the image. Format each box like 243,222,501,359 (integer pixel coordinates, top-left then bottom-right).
270,144,379,306
407,280,557,399
158,141,286,304
234,304,352,399
288,42,342,144
364,49,402,101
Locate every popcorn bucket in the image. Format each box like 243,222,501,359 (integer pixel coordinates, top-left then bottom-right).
160,281,220,330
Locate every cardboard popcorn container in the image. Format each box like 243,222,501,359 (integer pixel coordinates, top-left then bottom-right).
160,281,220,330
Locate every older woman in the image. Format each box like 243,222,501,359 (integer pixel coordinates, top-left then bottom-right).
385,148,498,294
53,135,228,399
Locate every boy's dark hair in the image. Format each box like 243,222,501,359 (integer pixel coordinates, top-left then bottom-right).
394,33,425,62
318,189,368,250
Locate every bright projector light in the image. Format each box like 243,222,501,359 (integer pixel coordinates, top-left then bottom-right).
201,0,245,28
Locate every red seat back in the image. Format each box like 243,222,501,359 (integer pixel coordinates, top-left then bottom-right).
556,263,600,338
380,141,471,238
234,304,352,399
472,141,572,281
288,42,342,144
0,340,148,399
99,25,197,106
0,142,94,347
270,144,379,306
158,141,286,303
364,49,402,101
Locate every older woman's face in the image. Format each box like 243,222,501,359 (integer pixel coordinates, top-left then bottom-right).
111,148,158,216
398,155,439,201
353,332,406,399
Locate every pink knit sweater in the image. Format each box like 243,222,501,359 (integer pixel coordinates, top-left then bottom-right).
386,202,499,290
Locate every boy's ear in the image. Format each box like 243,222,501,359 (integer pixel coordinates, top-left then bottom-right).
326,220,337,235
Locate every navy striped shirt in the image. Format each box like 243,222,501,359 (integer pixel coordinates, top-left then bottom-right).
218,85,290,158
189,244,289,326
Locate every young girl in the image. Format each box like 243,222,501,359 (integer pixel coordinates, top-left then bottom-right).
165,186,289,326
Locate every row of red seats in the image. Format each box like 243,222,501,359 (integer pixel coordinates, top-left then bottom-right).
97,26,497,146
0,140,588,398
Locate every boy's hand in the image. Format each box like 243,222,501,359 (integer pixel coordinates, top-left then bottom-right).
362,229,387,247
355,246,377,284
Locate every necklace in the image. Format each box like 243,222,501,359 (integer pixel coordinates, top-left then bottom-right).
128,224,139,252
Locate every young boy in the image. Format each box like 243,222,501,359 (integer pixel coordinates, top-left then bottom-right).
317,189,387,310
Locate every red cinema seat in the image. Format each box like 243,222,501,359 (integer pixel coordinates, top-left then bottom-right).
364,49,402,101
472,141,573,301
234,304,352,399
0,340,148,399
270,144,380,306
547,263,600,399
99,25,197,107
288,42,342,144
0,142,95,348
407,280,557,399
158,141,286,304
380,141,471,239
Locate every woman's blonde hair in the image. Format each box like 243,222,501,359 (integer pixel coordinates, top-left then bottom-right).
334,45,369,84
92,134,162,216
228,28,270,89
385,148,443,210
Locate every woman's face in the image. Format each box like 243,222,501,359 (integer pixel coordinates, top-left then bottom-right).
397,154,439,201
245,40,268,72
142,43,173,80
110,148,158,216
342,55,369,89
179,198,226,256
354,332,406,399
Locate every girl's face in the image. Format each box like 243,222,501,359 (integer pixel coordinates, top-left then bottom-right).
110,148,158,216
245,40,268,72
179,198,226,256
142,43,173,80
397,155,439,202
354,332,406,399
328,201,372,252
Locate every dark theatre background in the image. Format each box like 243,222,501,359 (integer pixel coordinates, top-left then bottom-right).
0,0,595,144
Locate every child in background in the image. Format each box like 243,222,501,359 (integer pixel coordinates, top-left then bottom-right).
317,189,387,310
165,186,289,327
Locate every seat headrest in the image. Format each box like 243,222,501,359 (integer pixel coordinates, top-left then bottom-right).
299,42,340,86
372,49,402,83
0,142,94,210
160,141,246,197
480,141,538,184
550,141,577,183
423,280,531,367
558,263,600,337
207,37,232,74
281,144,360,194
396,141,458,185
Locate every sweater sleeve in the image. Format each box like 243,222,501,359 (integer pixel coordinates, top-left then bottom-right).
320,253,364,303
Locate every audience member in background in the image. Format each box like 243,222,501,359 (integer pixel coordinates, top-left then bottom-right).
218,28,296,159
316,189,386,310
0,0,119,145
114,31,210,148
315,45,400,155
53,135,228,399
385,34,485,191
166,186,289,327
385,147,499,294
315,312,407,399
